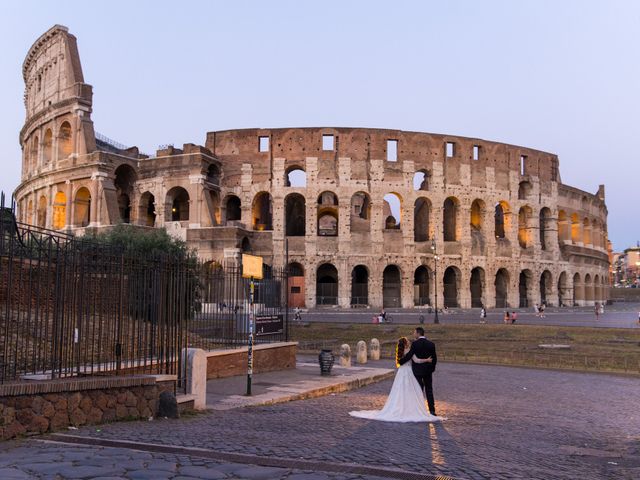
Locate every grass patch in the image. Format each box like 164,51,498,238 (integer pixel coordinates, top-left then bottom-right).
292,323,640,375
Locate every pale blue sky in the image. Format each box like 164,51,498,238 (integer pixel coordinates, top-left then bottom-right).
0,0,638,249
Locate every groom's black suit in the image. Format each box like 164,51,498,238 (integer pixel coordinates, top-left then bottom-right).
399,337,437,415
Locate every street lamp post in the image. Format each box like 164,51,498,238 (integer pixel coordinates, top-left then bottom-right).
431,239,439,324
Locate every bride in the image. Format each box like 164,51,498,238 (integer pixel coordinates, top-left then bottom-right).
349,337,443,422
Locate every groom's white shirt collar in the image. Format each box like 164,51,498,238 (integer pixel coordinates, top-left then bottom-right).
418,336,426,339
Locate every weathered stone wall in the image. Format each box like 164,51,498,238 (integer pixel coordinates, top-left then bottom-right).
205,342,297,380
0,376,174,441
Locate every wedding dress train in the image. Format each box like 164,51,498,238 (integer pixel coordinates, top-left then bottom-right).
349,362,443,422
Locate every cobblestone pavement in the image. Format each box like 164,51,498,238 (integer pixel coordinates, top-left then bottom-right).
52,363,640,480
0,440,394,480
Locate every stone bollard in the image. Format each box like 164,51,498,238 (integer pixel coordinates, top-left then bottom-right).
356,340,367,364
369,338,380,361
339,344,351,367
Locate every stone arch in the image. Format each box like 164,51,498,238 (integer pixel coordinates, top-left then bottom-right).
225,195,241,223
591,220,600,249
413,170,430,191
241,237,251,253
558,210,569,243
470,267,485,308
594,274,601,302
414,266,431,306
350,192,371,232
413,197,431,242
114,164,136,224
37,195,47,227
518,180,532,200
31,135,39,169
584,274,594,304
443,196,459,241
43,129,53,164
26,199,33,224
206,164,221,184
317,191,338,236
285,193,306,236
539,207,552,250
582,218,591,246
166,186,190,222
287,262,305,308
351,265,369,306
540,270,553,305
470,199,486,255
285,166,306,187
573,272,583,306
252,192,273,230
443,266,461,308
571,213,581,243
495,268,510,308
383,265,402,308
316,263,338,306
557,271,568,307
57,121,72,159
383,193,402,229
495,201,511,239
518,206,533,248
52,191,66,230
138,192,156,227
73,187,91,227
519,269,533,307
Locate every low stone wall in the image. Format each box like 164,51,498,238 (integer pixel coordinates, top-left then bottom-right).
609,287,640,302
0,375,175,441
206,342,297,380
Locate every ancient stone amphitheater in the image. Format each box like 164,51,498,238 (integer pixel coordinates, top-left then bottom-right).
14,25,610,310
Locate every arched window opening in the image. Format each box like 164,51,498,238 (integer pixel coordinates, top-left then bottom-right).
571,213,581,243
252,192,273,230
288,262,305,308
316,263,338,306
225,195,242,223
383,265,402,308
139,192,156,227
285,167,307,187
207,164,221,184
31,136,39,168
413,198,430,242
58,121,72,159
114,164,136,224
540,270,552,305
518,206,532,248
443,266,460,308
539,207,552,250
383,193,402,230
495,268,509,308
351,265,369,306
470,267,485,308
557,272,568,307
519,270,532,307
52,191,66,230
414,266,431,306
166,187,190,222
518,181,532,200
413,170,430,191
43,129,53,164
495,201,510,239
470,199,484,231
285,193,306,236
241,237,251,253
558,210,568,243
74,187,91,227
350,192,371,233
317,192,338,236
583,218,592,246
443,197,459,241
37,196,47,227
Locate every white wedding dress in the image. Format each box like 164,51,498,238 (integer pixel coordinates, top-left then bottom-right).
349,362,443,422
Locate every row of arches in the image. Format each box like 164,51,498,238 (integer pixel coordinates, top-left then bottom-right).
24,121,73,171
287,262,607,309
558,210,606,249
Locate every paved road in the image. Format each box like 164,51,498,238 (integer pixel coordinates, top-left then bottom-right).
47,363,640,480
299,303,640,329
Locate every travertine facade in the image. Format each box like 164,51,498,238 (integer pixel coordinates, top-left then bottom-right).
15,26,610,309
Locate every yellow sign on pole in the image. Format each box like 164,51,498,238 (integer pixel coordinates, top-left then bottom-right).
242,254,264,279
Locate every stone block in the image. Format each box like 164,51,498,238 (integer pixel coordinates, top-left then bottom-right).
369,338,380,360
339,344,351,367
356,340,367,364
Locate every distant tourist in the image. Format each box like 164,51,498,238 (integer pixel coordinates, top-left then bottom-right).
534,303,540,317
480,307,487,323
599,303,605,315
539,303,546,318
511,312,518,324
595,303,600,320
504,311,510,324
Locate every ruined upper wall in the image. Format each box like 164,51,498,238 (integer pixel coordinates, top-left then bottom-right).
205,127,561,189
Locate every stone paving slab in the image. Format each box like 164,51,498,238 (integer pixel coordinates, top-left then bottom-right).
206,361,394,410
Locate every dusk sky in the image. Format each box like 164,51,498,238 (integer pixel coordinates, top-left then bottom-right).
0,0,638,250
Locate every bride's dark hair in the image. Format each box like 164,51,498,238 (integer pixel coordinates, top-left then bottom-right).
395,337,408,366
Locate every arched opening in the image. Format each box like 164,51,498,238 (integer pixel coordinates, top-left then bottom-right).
413,170,430,191
166,187,190,221
518,180,532,200
208,190,221,225
582,218,591,246
114,164,136,224
571,213,581,243
73,187,91,227
414,266,431,306
495,201,511,239
43,129,53,164
443,197,459,241
26,199,33,224
519,270,533,307
470,199,486,255
540,270,552,305
206,164,221,184
443,266,460,308
383,193,402,230
383,265,402,308
31,136,39,169
594,274,601,302
495,268,510,308
591,221,600,249
37,195,47,227
57,121,72,159
241,237,251,253
287,262,305,308
558,210,569,243
539,207,552,250
225,195,242,223
316,263,338,306
413,198,430,242
573,273,583,306
252,192,272,230
351,265,369,306
557,272,568,307
52,191,66,229
317,192,338,236
285,193,306,236
518,206,532,248
138,192,156,227
285,167,307,187
470,267,485,308
584,274,594,304
350,192,371,232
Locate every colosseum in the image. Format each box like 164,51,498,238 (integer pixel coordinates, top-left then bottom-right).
14,25,610,310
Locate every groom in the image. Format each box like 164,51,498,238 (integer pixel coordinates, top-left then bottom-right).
399,327,438,415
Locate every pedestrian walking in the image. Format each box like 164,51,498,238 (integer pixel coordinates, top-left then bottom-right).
539,303,546,318
480,307,487,324
511,312,518,324
504,311,510,324
534,303,540,317
595,303,600,320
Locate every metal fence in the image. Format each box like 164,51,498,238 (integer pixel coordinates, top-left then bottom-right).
1,193,288,385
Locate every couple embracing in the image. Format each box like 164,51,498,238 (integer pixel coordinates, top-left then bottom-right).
350,327,444,422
